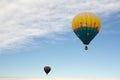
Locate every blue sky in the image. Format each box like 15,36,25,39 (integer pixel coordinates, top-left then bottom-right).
0,0,120,78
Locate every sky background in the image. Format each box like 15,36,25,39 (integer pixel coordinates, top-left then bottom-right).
0,0,120,78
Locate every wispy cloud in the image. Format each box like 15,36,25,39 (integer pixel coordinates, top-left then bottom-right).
0,0,120,49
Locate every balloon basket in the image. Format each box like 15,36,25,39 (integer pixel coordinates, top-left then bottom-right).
85,45,88,50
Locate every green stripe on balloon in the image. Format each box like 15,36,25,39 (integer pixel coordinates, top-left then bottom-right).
74,27,98,45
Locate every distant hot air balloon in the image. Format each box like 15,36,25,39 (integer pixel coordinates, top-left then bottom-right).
72,12,101,50
44,66,51,75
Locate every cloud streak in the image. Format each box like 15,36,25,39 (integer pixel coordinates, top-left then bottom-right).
0,77,120,80
0,0,120,49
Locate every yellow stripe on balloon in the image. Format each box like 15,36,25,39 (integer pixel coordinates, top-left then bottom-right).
86,15,92,27
72,18,79,30
76,16,83,28
72,12,101,31
82,17,86,27
95,17,101,32
92,15,96,28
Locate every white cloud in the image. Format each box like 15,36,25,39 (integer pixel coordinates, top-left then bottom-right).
0,0,120,49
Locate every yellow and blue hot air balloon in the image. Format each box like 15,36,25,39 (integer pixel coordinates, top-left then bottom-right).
72,12,101,50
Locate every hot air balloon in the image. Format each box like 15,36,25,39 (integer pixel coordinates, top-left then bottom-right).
44,66,51,75
72,12,101,50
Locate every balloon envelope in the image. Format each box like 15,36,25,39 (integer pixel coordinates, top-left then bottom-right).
72,12,101,50
44,66,51,75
